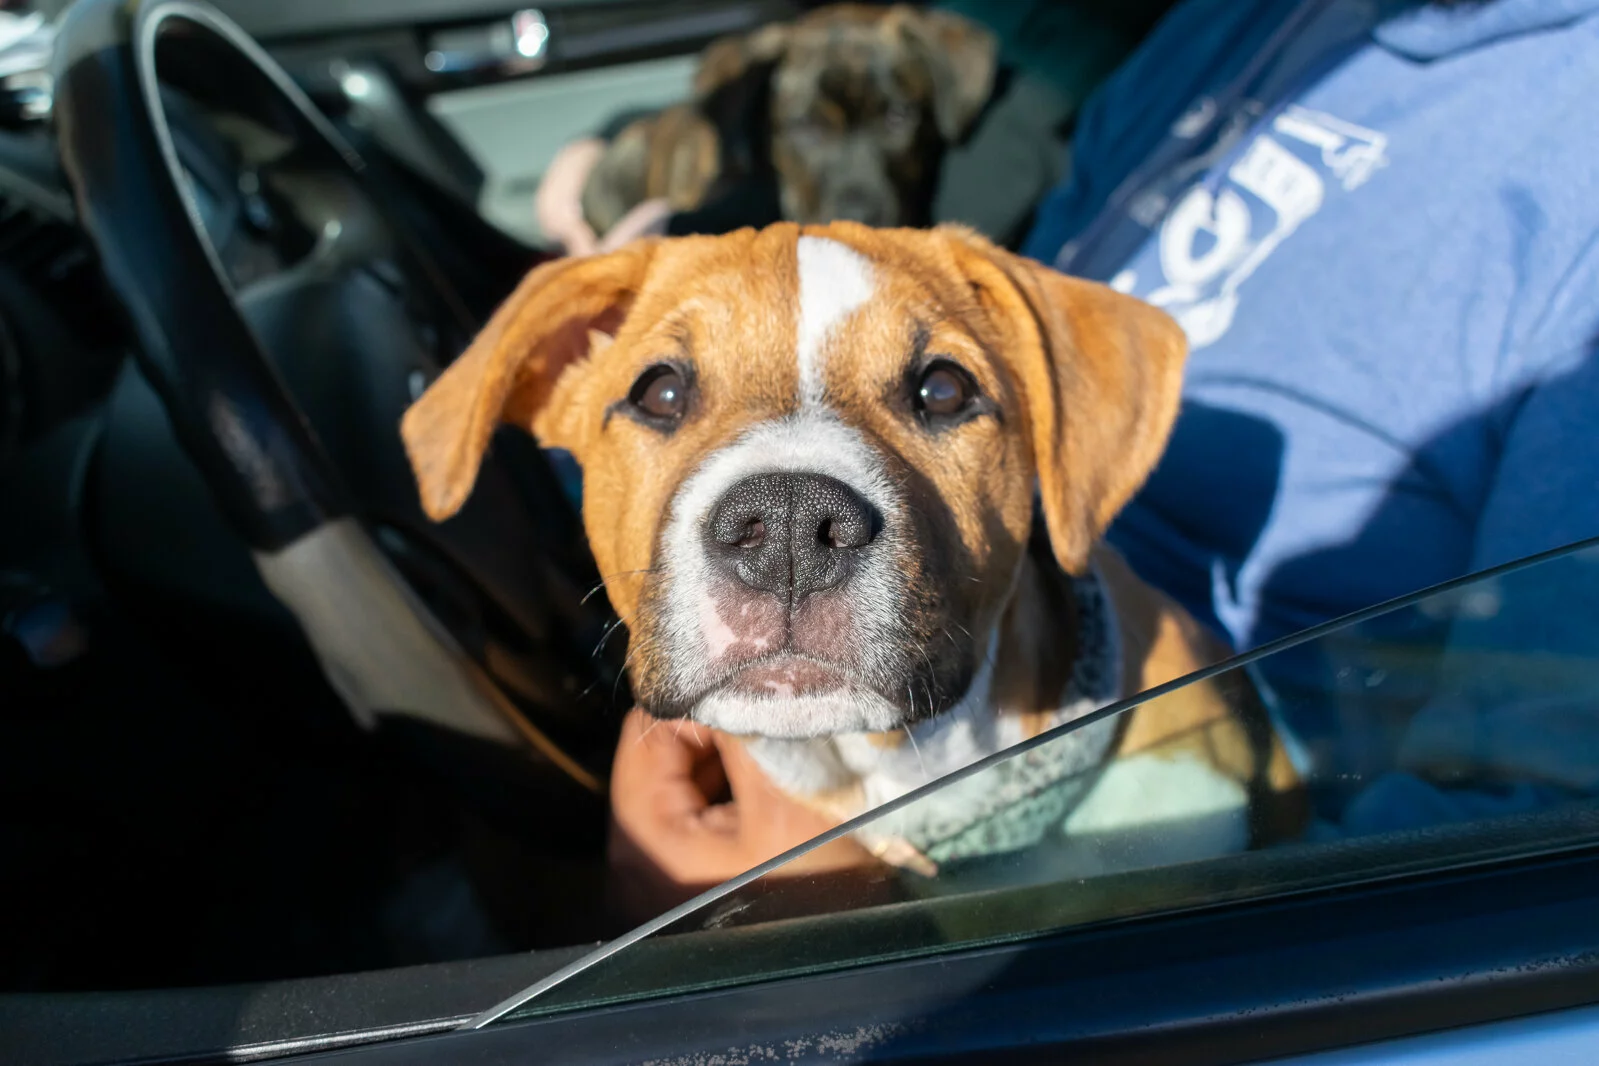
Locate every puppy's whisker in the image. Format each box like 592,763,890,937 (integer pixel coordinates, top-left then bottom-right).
580,634,638,703
903,725,928,779
604,567,661,580
609,641,646,704
591,610,637,658
592,642,643,707
582,567,662,605
635,716,662,745
915,643,937,689
941,626,958,649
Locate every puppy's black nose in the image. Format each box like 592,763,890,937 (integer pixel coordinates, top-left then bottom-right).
706,473,879,600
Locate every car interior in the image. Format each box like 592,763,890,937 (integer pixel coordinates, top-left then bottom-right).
4,0,1599,1063
2,0,808,993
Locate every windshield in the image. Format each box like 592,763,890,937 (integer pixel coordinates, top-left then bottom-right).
475,536,1599,1026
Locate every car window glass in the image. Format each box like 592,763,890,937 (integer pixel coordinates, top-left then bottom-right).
481,537,1599,1025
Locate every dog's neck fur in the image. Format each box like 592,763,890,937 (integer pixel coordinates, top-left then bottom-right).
744,541,1124,824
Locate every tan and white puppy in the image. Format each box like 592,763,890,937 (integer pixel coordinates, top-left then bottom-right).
402,223,1301,870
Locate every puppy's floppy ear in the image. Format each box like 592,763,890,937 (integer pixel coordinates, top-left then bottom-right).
400,242,657,521
693,23,789,100
895,7,997,142
944,227,1187,575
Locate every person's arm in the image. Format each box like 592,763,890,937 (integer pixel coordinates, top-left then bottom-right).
534,108,675,255
538,145,782,254
535,138,605,255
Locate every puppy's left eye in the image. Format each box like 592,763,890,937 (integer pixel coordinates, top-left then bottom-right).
914,360,977,420
629,364,689,423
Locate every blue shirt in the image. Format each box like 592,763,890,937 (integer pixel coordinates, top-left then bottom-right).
1022,0,1599,789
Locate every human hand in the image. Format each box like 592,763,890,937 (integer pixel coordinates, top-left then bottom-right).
607,708,869,924
596,197,673,252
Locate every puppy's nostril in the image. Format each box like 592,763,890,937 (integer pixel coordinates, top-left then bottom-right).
735,518,766,548
819,513,872,550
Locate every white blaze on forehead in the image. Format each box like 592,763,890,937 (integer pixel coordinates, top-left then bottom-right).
795,235,874,407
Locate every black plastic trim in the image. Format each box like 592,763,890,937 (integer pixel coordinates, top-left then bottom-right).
0,945,595,1066
9,840,1599,1065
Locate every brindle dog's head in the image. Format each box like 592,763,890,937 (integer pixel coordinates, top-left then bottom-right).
700,4,996,228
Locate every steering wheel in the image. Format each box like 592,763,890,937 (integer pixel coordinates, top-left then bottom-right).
50,0,624,836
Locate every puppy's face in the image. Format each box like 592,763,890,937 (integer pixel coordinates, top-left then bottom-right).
402,224,1184,739
700,6,996,228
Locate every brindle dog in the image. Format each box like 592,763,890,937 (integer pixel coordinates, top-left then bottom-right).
580,4,996,235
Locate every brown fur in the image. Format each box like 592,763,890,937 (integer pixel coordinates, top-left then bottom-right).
401,222,1302,841
581,105,722,236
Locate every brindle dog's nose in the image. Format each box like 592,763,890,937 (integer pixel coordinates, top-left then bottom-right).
706,473,879,599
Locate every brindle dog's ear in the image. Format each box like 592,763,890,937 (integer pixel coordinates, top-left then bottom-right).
693,23,789,100
693,25,788,182
895,8,997,142
400,243,657,521
942,226,1187,575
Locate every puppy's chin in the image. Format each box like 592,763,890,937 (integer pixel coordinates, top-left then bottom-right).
641,650,980,739
688,685,906,739
640,652,906,738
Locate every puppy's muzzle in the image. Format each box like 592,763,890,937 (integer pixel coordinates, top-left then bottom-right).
706,472,881,601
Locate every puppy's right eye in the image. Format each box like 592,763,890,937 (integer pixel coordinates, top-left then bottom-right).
915,361,975,418
629,364,689,423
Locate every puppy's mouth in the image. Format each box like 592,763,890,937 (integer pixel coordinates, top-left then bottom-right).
639,642,885,724
640,633,976,739
724,653,851,700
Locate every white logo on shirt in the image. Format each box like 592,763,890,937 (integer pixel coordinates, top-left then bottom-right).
1114,106,1388,349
